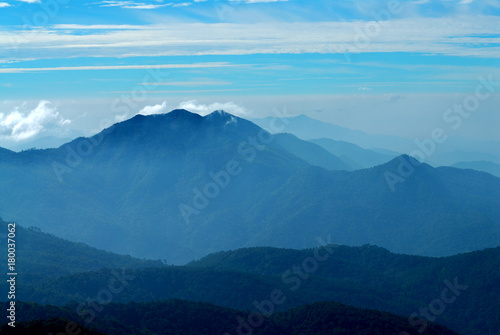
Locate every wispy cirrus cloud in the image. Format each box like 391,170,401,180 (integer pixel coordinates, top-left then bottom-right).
94,0,192,9
1,16,499,62
228,0,288,3
140,80,232,86
0,63,236,73
96,1,168,9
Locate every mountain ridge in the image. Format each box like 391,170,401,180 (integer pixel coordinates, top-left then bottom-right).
1,300,462,335
0,109,499,263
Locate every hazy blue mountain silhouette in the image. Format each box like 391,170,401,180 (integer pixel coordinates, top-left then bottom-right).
309,137,396,169
0,110,499,263
252,115,500,167
251,114,413,152
272,133,352,170
451,160,500,177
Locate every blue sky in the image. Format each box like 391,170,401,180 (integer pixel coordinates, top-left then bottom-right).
0,0,499,148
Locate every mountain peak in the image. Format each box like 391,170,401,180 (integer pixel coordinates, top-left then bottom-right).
395,154,420,165
210,109,231,116
377,154,427,173
293,114,311,120
206,110,235,119
168,109,198,117
205,110,239,126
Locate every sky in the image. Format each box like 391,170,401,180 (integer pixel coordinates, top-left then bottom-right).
0,0,499,149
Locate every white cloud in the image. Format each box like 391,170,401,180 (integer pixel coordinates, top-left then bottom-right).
0,101,71,141
1,16,499,60
15,0,41,3
95,1,192,9
177,100,249,117
140,80,232,86
0,63,235,73
0,2,11,7
173,2,191,7
114,113,129,122
138,101,168,115
229,0,288,2
96,1,168,9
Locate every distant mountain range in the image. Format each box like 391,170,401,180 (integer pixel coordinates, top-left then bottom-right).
251,114,413,153
251,114,500,169
451,160,500,178
309,137,396,169
0,110,499,264
0,220,496,335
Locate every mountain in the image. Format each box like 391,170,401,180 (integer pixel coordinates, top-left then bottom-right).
0,218,494,335
451,160,500,178
251,114,412,152
0,146,15,159
276,302,461,335
273,133,352,170
0,110,309,263
191,245,500,335
0,319,106,335
0,219,163,281
7,244,498,335
0,110,499,263
309,137,396,169
251,115,500,166
430,150,500,166
3,135,77,152
241,155,500,257
1,300,461,335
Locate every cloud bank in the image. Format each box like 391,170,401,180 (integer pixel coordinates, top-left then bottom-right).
138,101,168,115
135,100,249,118
0,101,70,141
177,100,249,117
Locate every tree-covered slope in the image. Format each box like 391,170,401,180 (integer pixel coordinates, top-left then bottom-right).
188,245,500,335
0,300,461,335
0,318,106,335
4,242,498,335
0,219,164,281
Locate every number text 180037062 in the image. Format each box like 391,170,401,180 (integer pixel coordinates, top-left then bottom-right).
6,222,16,328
